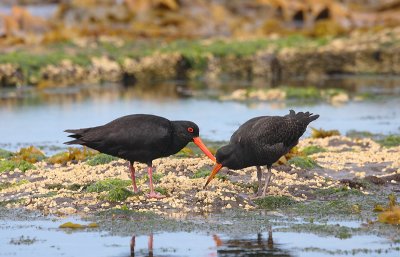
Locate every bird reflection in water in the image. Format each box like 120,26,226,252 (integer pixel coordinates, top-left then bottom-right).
212,228,292,257
130,234,154,257
130,228,292,257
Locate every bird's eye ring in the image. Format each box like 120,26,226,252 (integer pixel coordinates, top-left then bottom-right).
187,127,194,133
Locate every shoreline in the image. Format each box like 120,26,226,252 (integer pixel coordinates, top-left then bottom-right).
1,29,400,88
1,135,399,219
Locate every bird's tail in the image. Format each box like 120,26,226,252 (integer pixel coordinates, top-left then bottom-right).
287,109,319,124
64,139,84,145
64,128,90,145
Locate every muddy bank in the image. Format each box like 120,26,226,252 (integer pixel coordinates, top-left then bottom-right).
0,136,399,220
1,28,400,88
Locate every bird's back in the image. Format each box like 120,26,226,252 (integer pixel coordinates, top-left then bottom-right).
230,110,319,166
65,114,173,162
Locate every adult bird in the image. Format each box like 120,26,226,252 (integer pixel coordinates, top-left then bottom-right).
65,114,216,198
204,110,319,196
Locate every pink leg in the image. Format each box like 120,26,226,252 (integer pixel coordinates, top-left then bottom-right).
130,234,136,256
148,234,153,256
146,166,165,199
129,162,139,193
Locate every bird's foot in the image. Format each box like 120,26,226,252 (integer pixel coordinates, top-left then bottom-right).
250,190,269,200
132,187,141,194
146,192,166,199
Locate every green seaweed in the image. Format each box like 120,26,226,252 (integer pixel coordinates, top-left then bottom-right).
174,147,195,158
346,130,376,139
0,149,14,159
377,135,400,147
86,178,131,193
301,146,327,155
0,160,35,173
315,186,364,197
254,195,296,209
86,178,133,202
106,187,134,202
86,153,119,166
0,179,28,191
292,200,354,216
191,168,227,181
277,223,353,239
288,156,320,169
284,86,321,100
142,173,164,184
155,187,168,196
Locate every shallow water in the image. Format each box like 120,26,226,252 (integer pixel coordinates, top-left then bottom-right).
0,83,400,152
0,216,398,257
0,4,57,19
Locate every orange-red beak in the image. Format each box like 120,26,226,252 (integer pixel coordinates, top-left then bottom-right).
204,163,223,188
193,137,216,162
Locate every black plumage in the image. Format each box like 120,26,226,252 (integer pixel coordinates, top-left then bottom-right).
205,110,319,196
65,114,215,198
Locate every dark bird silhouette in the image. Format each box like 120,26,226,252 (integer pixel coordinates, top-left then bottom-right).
65,114,215,198
204,110,319,196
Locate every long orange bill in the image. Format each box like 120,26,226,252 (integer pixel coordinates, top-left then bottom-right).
193,137,216,162
204,163,223,188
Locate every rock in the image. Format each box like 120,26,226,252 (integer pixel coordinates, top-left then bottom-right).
0,64,23,87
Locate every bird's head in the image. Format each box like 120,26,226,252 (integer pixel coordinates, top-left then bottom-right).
204,144,243,188
173,121,216,162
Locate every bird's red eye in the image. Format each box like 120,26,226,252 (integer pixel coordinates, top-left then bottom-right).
187,127,194,133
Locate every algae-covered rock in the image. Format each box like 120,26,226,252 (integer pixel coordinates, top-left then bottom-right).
0,64,23,87
14,146,45,163
47,147,97,165
59,222,99,229
311,128,341,138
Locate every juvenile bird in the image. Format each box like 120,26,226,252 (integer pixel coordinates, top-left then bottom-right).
204,110,319,196
65,114,215,198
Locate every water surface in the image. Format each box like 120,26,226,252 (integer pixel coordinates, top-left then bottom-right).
1,216,398,257
0,83,399,151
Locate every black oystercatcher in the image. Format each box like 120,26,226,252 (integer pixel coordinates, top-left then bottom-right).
204,110,319,196
65,114,216,198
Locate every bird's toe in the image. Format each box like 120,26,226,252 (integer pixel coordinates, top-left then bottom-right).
146,192,166,199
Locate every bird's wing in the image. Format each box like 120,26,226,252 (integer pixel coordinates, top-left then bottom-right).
75,115,173,156
230,116,266,144
234,115,305,148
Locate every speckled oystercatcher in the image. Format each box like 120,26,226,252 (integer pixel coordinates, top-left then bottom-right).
65,114,216,198
204,110,319,196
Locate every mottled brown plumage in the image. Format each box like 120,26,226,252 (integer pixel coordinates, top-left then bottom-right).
205,110,319,196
